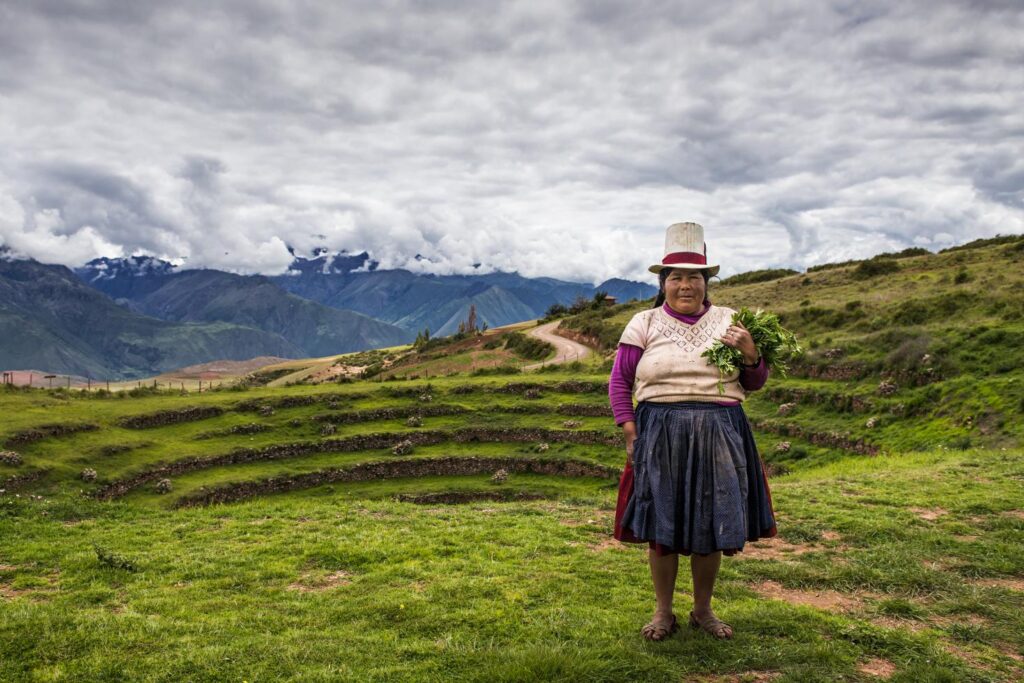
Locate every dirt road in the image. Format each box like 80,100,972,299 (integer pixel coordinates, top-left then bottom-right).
523,321,592,369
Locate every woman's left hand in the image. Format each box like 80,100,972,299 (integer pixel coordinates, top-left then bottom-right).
720,323,759,366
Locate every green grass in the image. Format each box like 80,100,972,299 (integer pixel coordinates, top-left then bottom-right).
3,448,1023,681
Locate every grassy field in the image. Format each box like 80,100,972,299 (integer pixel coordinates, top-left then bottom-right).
2,236,1023,681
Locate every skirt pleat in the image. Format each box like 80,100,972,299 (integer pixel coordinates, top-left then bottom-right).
614,401,777,555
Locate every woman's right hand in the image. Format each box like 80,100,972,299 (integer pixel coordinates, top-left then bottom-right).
622,420,637,459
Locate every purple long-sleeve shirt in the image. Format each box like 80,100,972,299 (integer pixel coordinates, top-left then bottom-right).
608,303,769,426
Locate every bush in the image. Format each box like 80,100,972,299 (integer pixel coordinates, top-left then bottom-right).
874,247,931,259
852,259,900,279
720,268,800,286
940,234,1024,253
504,332,554,360
544,303,569,319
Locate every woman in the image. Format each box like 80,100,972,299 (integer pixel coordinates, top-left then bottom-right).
609,222,777,641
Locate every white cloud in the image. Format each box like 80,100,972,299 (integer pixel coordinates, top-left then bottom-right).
0,0,1020,284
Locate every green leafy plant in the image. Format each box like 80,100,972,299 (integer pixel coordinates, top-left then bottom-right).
93,544,138,572
702,308,802,393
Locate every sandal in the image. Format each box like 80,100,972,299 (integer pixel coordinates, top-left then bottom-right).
689,610,733,640
640,613,679,641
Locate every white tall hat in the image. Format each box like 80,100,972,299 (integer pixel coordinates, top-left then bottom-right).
648,221,720,276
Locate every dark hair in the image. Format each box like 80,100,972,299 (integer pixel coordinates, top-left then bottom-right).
653,268,711,309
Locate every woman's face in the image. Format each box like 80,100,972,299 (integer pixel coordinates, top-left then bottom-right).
663,268,706,315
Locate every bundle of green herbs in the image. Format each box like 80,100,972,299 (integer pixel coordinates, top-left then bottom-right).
702,308,802,393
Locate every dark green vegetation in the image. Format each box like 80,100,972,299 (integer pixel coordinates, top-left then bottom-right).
2,235,1023,681
720,268,800,286
702,308,802,383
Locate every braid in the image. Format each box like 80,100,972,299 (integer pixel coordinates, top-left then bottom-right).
653,269,670,308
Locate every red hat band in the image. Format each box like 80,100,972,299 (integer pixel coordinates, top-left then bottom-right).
662,251,707,266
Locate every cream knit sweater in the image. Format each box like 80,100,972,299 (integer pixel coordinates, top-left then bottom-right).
618,305,746,404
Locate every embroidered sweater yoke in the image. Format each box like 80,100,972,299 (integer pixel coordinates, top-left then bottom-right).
618,304,746,404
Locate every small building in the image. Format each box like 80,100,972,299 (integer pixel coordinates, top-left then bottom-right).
602,295,617,306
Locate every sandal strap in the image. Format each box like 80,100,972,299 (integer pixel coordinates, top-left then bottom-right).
689,611,733,638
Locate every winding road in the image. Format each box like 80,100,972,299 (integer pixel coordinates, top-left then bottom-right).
523,321,593,369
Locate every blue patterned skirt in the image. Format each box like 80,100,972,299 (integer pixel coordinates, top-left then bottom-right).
614,401,777,555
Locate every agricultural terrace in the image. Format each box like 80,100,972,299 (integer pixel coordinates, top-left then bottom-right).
1,235,1023,681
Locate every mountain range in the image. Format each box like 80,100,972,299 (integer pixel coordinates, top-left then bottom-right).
78,253,654,337
0,256,297,379
0,250,654,379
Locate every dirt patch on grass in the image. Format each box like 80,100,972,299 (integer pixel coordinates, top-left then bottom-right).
736,538,817,561
395,491,549,504
0,582,52,602
953,534,980,542
587,538,625,552
941,641,989,671
909,507,948,521
973,577,1024,592
931,613,990,628
750,580,863,612
288,570,353,592
693,672,781,682
559,516,605,528
858,658,897,678
870,616,930,633
1000,509,1024,520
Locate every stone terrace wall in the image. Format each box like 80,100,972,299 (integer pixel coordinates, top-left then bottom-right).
174,456,619,507
118,407,225,429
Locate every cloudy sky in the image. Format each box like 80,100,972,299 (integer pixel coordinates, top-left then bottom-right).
0,0,1021,283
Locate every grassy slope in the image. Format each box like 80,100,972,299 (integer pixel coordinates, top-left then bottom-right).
2,236,1023,681
2,449,1022,681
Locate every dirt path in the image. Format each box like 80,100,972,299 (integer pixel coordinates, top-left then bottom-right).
523,321,593,369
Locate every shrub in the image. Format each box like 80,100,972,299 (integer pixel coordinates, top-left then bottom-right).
874,247,931,259
720,268,799,286
954,269,971,284
852,259,900,279
885,335,931,371
940,234,1024,253
504,332,554,360
544,303,569,319
93,545,137,572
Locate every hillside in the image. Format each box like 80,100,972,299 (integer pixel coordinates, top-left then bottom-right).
89,268,411,356
0,258,301,379
559,235,1024,465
